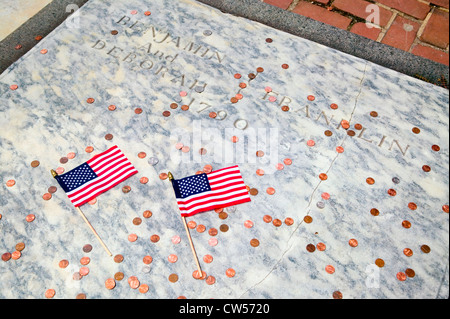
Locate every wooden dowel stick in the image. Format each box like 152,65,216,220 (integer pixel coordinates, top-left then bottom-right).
76,206,112,257
168,171,202,275
182,216,203,276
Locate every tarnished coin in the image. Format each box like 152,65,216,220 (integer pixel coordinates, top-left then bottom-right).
148,157,159,165
249,187,258,195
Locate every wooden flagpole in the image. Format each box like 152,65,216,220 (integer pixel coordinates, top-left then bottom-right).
168,172,202,276
51,169,112,257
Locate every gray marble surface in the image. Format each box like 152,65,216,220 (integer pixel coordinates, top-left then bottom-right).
0,0,448,299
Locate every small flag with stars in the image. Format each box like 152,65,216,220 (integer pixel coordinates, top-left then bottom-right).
170,165,251,217
54,145,138,207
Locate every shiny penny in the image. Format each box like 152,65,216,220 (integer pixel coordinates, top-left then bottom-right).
349,239,358,247
226,268,236,278
105,278,116,289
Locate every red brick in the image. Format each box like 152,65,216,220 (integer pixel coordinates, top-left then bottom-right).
430,0,449,9
375,0,431,20
292,1,352,30
263,0,293,10
381,15,420,51
350,22,382,40
412,44,449,65
333,0,393,26
419,9,449,49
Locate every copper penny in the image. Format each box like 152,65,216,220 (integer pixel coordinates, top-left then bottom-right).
354,123,363,130
257,67,264,73
15,242,25,251
431,145,440,152
133,217,142,225
203,255,213,263
129,278,140,289
168,254,178,263
281,105,290,112
188,221,197,229
263,215,272,223
105,278,116,289
105,133,113,140
250,239,260,247
370,111,378,117
193,270,206,280
324,130,333,137
370,208,380,216
108,105,116,111
143,210,152,218
114,273,124,282
139,284,149,293
403,248,413,257
42,193,52,201
114,254,124,263
405,268,415,278
442,205,449,213
281,64,289,69
396,272,406,281
150,234,160,243
170,103,178,109
375,258,385,267
307,95,315,101
159,173,168,180
128,234,138,242
422,165,431,172
83,244,92,253
143,255,153,264
408,202,417,210
366,177,375,185
387,189,397,196
122,185,131,193
219,224,229,232
316,242,326,251
349,239,358,247
31,160,40,168
2,252,11,262
319,173,328,181
45,289,56,299
6,180,15,187
272,219,282,227
303,215,313,223
59,259,69,268
206,276,216,285
26,214,35,222
420,245,431,253
85,146,94,153
266,187,276,195
86,98,95,104
332,291,343,299
226,268,236,277
249,188,258,196
341,120,350,129
79,267,89,276
196,224,206,233
181,104,189,111
163,111,171,117
80,257,90,265
325,265,335,274
285,217,294,226
218,212,228,219
306,244,316,252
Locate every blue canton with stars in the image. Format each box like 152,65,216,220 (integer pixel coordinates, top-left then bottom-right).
55,163,98,193
173,173,211,199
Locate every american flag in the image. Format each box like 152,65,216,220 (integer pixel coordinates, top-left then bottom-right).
55,145,138,207
171,165,251,217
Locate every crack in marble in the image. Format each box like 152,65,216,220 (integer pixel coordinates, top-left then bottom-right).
239,62,369,298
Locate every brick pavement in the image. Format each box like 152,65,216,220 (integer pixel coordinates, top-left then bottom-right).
263,0,449,66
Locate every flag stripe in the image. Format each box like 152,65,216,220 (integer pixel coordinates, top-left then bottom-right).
72,170,138,207
68,163,136,199
177,186,248,209
56,146,138,207
173,165,250,217
180,196,252,216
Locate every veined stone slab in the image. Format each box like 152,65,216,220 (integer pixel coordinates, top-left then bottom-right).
0,0,448,299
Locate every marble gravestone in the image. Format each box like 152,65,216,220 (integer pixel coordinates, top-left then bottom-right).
0,0,448,300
